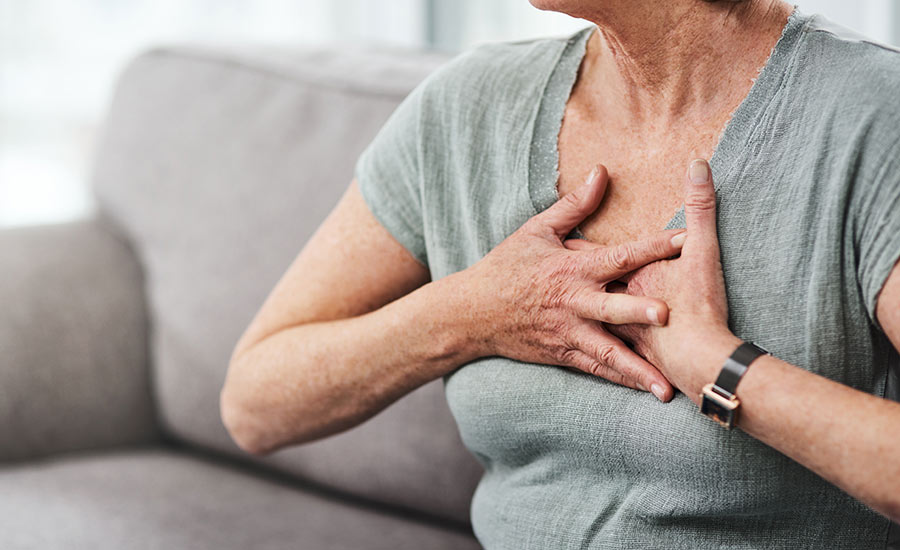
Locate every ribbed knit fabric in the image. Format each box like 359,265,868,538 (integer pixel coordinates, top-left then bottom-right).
355,8,900,549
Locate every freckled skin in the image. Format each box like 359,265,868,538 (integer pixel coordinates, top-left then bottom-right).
557,84,723,245
551,0,782,247
221,0,900,522
221,0,794,453
557,111,716,245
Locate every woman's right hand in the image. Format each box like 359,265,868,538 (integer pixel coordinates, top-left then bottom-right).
453,164,684,402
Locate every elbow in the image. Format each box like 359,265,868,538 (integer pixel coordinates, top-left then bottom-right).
219,370,276,457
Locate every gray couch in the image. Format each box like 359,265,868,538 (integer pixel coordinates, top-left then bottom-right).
0,42,486,549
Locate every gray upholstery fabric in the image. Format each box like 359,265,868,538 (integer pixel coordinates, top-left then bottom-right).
91,45,483,523
0,448,480,550
0,220,157,462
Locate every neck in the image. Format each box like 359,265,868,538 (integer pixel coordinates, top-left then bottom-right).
577,0,793,127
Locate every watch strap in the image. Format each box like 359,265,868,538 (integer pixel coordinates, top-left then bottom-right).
713,342,768,397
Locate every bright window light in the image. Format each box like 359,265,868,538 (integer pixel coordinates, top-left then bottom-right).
0,0,896,228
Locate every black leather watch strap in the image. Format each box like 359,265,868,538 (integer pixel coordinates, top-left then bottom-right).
713,342,768,397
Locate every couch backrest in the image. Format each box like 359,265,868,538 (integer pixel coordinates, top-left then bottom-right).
91,42,483,525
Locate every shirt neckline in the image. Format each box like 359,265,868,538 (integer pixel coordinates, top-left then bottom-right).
527,7,811,234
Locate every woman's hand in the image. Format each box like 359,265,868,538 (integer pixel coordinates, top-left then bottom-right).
451,164,685,401
567,161,900,523
594,159,741,402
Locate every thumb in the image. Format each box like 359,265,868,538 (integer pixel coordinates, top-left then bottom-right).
538,164,609,239
683,159,719,259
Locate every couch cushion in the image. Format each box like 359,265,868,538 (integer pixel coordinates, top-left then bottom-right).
0,448,480,549
90,44,483,524
0,220,157,462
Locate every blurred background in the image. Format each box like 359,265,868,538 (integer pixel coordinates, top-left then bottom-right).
1,0,898,228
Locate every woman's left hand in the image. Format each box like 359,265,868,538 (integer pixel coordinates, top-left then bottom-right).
566,159,742,403
570,160,900,524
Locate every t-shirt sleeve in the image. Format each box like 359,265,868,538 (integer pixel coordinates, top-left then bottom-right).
854,140,900,326
353,81,429,267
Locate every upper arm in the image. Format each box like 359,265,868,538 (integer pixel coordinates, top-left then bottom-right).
876,258,900,352
233,53,456,356
232,180,430,358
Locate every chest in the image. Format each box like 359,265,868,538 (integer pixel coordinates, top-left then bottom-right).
555,104,722,247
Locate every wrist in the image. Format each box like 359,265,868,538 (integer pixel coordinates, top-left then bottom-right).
422,270,493,367
373,272,486,382
682,328,743,405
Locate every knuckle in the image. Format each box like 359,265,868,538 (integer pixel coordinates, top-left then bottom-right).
651,234,671,255
595,343,619,367
561,189,583,210
587,361,609,378
685,192,716,212
556,345,581,367
606,245,633,272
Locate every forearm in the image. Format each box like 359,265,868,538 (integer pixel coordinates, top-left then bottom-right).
689,333,900,522
221,272,480,455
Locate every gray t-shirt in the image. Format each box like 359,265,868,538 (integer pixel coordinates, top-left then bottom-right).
355,8,900,549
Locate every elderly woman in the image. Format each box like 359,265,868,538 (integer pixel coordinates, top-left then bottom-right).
221,0,900,547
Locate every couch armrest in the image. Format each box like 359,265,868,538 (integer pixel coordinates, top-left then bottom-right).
0,218,159,462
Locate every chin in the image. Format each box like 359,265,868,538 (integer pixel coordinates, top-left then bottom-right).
529,0,567,11
529,0,594,17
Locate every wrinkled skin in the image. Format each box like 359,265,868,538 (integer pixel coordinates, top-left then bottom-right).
566,159,735,400
462,164,687,399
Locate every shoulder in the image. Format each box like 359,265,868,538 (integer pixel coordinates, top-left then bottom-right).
426,32,572,88
800,13,900,66
412,28,590,126
788,14,900,166
796,14,900,127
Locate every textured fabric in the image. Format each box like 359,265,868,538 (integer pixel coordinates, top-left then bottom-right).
0,220,158,462
354,9,900,549
91,44,482,523
0,448,480,550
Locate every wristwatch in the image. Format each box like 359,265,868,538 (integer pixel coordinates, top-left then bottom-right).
700,341,769,429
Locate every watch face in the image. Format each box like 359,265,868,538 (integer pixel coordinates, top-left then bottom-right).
701,385,738,429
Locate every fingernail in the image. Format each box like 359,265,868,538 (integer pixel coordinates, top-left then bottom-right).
645,306,660,325
583,167,597,187
670,231,687,247
651,384,666,401
689,159,709,184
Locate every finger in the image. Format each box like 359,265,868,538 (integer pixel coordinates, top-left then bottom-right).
571,327,674,401
571,291,669,326
582,229,686,281
563,238,602,252
684,159,720,261
536,164,609,239
563,349,638,388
